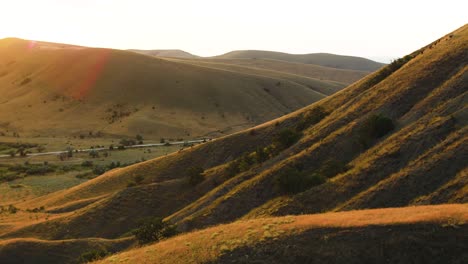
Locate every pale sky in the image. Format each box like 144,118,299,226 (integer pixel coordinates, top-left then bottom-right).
0,0,466,62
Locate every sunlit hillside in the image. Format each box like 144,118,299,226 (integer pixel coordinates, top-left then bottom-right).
0,24,465,264
0,38,330,139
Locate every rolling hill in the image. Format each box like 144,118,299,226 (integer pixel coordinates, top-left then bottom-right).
214,50,385,71
129,49,199,59
0,38,330,139
0,25,466,263
175,58,370,85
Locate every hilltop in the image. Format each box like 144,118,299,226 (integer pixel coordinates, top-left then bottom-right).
214,50,385,71
129,49,199,59
0,25,466,263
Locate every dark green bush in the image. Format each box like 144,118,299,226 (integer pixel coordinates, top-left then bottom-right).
132,217,178,244
93,165,107,175
275,129,302,148
79,248,108,263
364,114,395,138
275,167,326,194
358,114,395,148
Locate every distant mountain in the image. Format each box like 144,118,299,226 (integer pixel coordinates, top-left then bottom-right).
214,50,385,71
129,49,199,59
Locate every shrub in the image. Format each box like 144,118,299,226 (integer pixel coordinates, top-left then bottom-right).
93,165,107,175
119,138,137,146
295,106,328,131
367,114,395,138
8,205,18,214
275,129,301,148
187,166,204,186
132,217,178,244
275,167,326,194
79,248,109,263
359,114,395,147
253,147,269,163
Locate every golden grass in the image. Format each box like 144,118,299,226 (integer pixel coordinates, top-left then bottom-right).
0,39,325,139
95,204,467,264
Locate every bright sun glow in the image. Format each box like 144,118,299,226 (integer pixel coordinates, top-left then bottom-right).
0,0,466,61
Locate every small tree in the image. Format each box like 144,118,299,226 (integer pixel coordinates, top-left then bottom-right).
132,217,178,244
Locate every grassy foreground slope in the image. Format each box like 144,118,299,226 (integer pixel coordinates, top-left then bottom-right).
214,50,385,71
1,25,465,242
94,204,467,264
0,38,324,138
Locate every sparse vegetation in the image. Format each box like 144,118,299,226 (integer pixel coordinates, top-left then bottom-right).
79,247,109,263
132,217,178,244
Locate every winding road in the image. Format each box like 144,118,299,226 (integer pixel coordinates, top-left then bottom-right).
0,139,209,158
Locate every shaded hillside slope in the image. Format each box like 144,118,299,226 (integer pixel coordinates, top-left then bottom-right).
129,49,199,59
215,50,385,71
168,57,346,95
2,25,466,242
94,204,468,264
0,38,324,138
0,237,133,264
182,58,370,84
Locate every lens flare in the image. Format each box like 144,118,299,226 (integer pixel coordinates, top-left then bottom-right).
74,49,111,100
27,40,37,50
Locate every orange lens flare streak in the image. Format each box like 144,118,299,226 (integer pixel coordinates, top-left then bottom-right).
74,49,110,100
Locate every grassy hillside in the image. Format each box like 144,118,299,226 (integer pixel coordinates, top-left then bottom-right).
93,204,467,264
0,237,133,264
0,38,324,139
215,50,385,71
129,49,199,59
168,58,347,95
0,26,466,264
180,58,370,84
